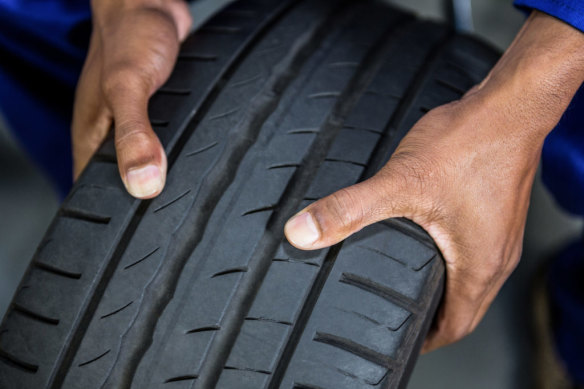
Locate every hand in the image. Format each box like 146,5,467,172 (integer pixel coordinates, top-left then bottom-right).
284,11,584,352
72,0,192,198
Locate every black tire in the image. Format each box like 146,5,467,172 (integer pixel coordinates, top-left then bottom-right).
0,1,499,388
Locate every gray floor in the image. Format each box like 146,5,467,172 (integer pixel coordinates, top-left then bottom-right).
0,1,581,388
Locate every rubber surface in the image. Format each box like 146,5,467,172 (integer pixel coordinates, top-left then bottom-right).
0,0,499,388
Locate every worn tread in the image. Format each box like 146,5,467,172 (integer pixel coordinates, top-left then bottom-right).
0,0,499,388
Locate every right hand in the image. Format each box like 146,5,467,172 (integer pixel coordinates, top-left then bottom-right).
284,10,584,352
72,0,192,198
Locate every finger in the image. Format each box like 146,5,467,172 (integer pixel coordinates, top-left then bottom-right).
106,73,167,199
167,0,193,41
72,39,111,179
284,171,411,250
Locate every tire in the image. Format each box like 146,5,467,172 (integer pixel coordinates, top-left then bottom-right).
0,1,499,388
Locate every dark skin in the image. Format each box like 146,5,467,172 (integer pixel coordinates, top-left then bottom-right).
72,1,584,352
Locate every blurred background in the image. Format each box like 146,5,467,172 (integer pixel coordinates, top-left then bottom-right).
0,0,581,388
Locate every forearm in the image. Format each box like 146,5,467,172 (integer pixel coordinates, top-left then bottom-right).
471,11,584,142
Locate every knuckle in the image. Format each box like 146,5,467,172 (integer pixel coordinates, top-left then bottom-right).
115,121,152,146
448,323,473,343
103,64,149,97
326,188,365,233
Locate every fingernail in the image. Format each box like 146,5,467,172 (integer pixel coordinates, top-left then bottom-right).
285,211,320,248
125,165,164,198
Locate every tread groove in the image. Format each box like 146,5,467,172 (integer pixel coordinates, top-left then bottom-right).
339,272,420,313
12,304,60,326
268,246,342,389
308,91,341,99
100,301,134,320
267,14,416,389
49,200,147,389
33,261,82,280
150,119,170,127
324,158,367,167
342,124,383,134
245,317,293,326
293,383,327,389
185,326,221,334
177,53,218,62
224,366,271,375
60,208,111,225
153,190,192,213
185,142,219,157
272,258,320,267
313,332,398,370
0,347,39,373
335,307,381,326
211,267,249,278
268,163,300,170
209,107,240,120
98,2,308,386
388,314,411,332
287,128,320,134
230,74,263,87
435,78,466,95
195,3,376,387
164,375,198,383
380,219,436,249
78,349,111,367
356,245,409,268
123,247,160,270
157,88,192,96
242,205,277,216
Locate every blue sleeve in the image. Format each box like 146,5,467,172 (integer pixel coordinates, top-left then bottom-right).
514,0,584,33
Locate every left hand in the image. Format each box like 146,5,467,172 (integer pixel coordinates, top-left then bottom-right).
72,0,192,198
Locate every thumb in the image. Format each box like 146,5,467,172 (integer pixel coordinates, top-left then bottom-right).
284,173,410,250
107,75,167,199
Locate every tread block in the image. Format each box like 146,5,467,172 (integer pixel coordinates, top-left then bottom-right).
336,243,433,301
225,320,289,372
304,160,363,200
327,128,380,165
13,269,83,323
303,290,409,359
343,92,399,132
216,368,269,389
0,313,62,377
281,342,389,389
64,184,133,219
247,261,319,324
351,223,437,271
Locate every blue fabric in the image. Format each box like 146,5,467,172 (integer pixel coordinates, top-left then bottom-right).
542,84,584,216
0,0,91,198
514,0,584,33
548,236,584,385
514,0,584,216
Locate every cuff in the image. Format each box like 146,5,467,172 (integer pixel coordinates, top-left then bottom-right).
514,0,584,33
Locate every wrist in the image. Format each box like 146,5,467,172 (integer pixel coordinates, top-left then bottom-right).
469,11,584,142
